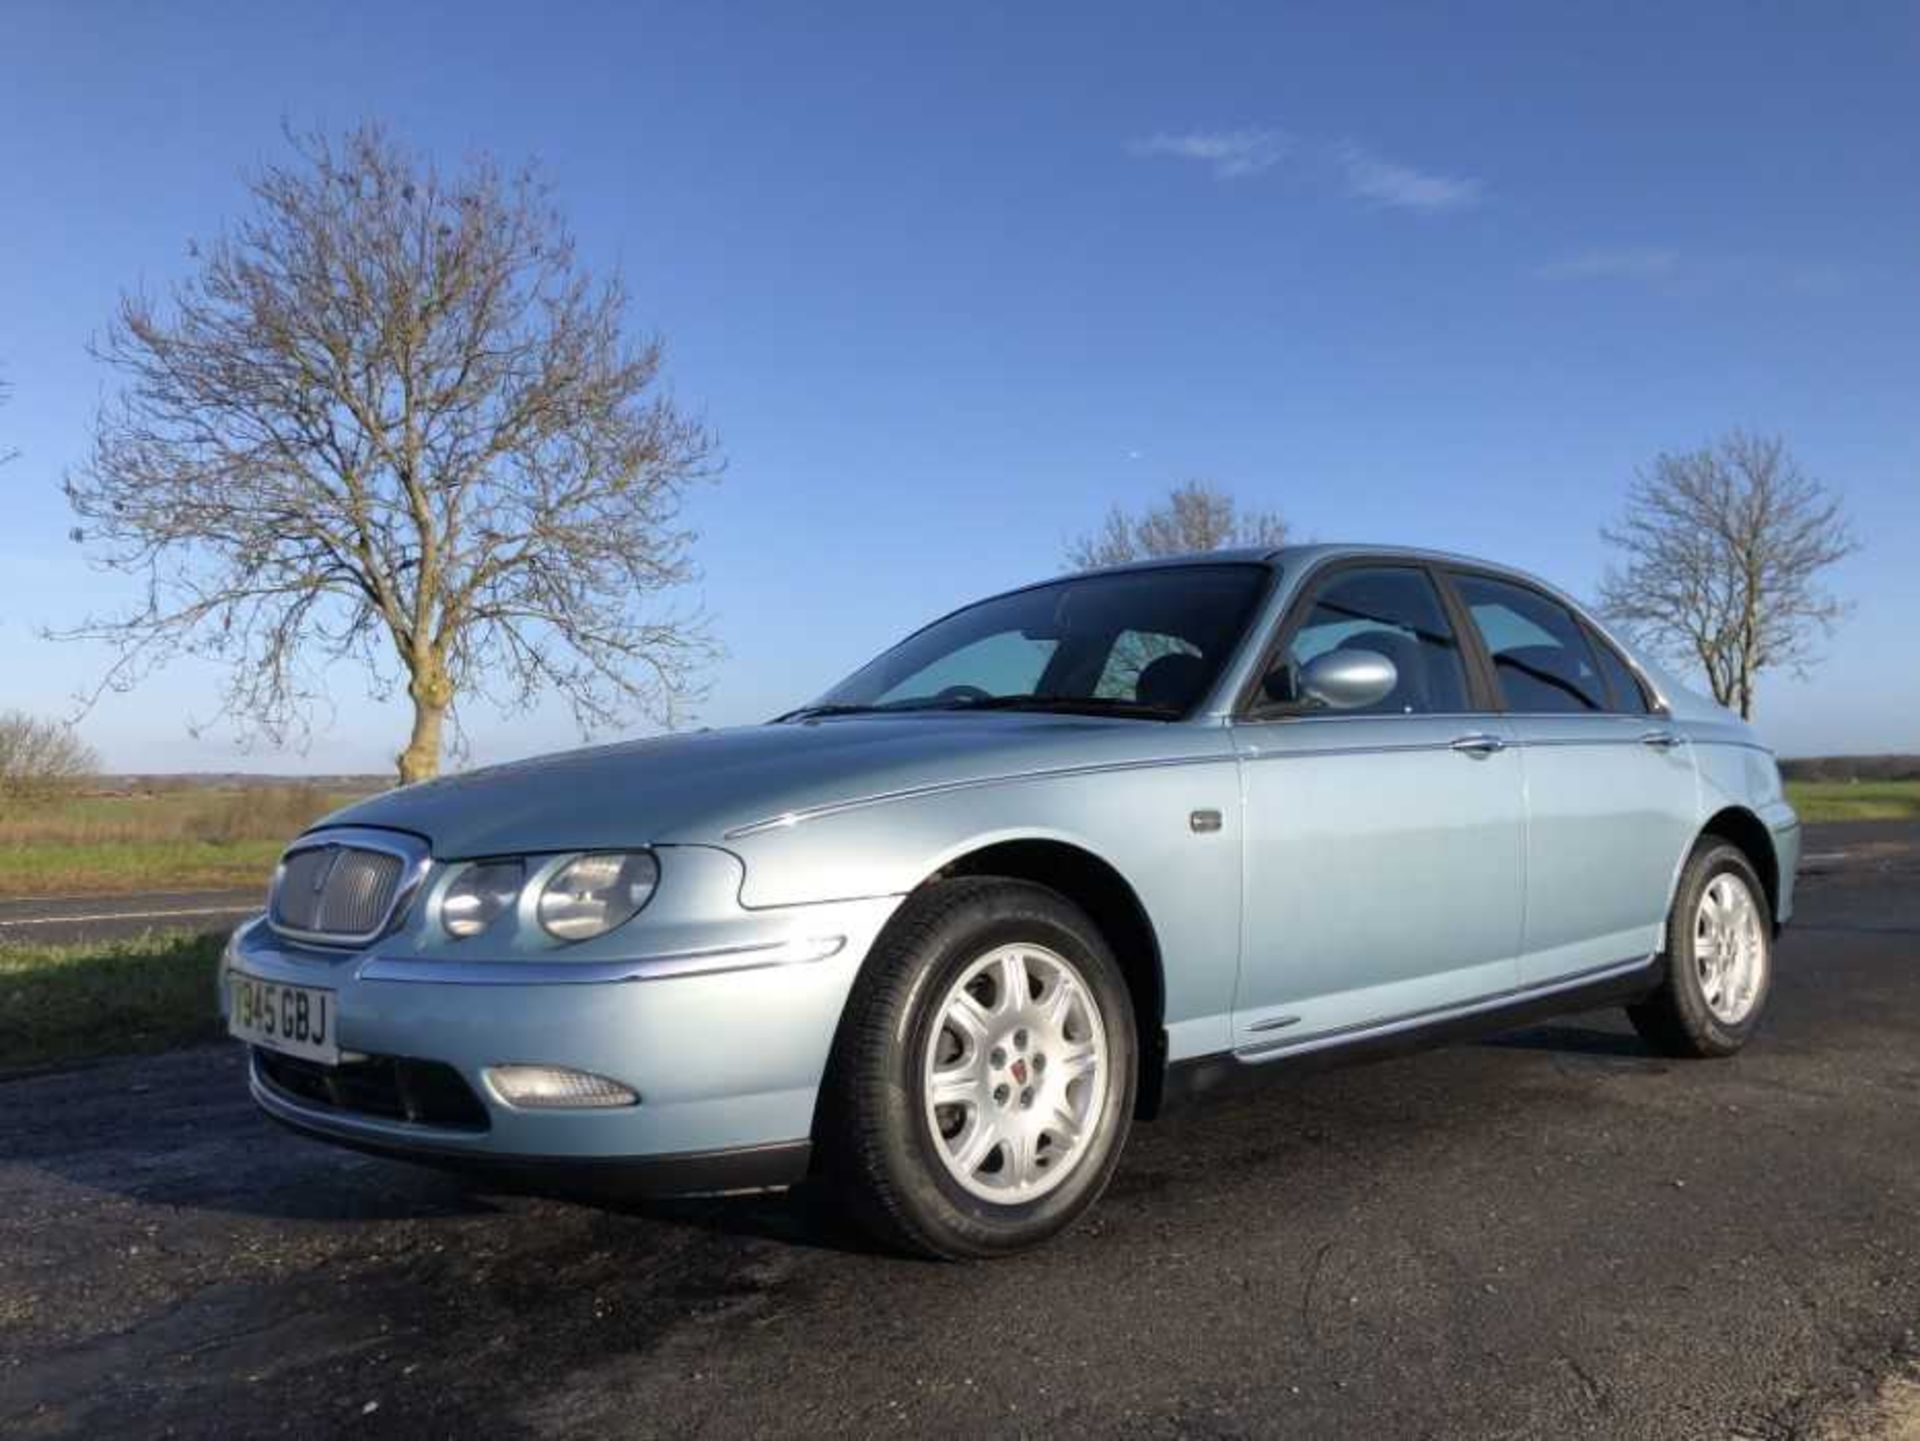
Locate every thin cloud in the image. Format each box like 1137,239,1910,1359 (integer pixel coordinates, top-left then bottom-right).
1536,248,1682,281
1535,248,1845,295
1130,127,1482,212
1129,129,1290,180
1335,143,1482,212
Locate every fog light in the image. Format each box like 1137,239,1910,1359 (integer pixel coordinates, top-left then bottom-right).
485,1064,639,1109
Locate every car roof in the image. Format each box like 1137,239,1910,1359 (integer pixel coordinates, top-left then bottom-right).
1064,542,1610,637
1067,542,1547,583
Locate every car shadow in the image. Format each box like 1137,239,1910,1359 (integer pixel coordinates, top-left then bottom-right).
18,1021,1671,1249
446,1168,896,1256
118,1143,517,1224
1479,1022,1658,1058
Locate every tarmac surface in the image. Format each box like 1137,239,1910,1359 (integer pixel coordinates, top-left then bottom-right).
0,888,263,946
3,821,1917,1438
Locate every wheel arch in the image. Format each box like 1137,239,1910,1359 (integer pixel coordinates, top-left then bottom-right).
1696,805,1782,924
933,839,1168,1114
816,835,1172,1124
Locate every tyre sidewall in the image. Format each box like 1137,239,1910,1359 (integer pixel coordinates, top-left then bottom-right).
1664,843,1773,1054
871,885,1136,1257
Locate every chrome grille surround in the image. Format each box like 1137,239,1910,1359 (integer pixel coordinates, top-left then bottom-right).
268,827,431,948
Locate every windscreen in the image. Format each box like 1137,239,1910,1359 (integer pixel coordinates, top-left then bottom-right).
808,563,1272,720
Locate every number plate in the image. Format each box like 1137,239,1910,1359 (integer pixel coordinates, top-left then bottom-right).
227,970,338,1065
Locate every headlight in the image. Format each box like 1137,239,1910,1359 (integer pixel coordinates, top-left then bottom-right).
441,860,525,939
537,851,659,942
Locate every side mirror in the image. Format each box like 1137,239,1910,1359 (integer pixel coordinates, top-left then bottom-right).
1298,649,1397,711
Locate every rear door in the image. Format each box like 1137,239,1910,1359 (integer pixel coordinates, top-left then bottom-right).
1230,563,1526,1052
1444,570,1699,987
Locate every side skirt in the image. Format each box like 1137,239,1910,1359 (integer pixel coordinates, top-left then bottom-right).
1156,955,1663,1117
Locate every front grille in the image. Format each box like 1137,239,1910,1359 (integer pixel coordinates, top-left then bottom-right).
270,837,413,942
254,1048,491,1131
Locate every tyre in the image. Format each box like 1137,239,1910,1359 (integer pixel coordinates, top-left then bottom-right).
1628,840,1773,1058
821,878,1137,1259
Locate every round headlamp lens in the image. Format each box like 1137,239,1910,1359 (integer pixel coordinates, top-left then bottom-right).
538,851,659,942
441,860,525,939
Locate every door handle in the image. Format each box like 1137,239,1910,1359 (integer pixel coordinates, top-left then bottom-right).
1450,733,1506,757
1640,730,1680,750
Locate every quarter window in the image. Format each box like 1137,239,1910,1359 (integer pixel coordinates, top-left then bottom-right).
1452,574,1606,713
1589,634,1651,714
1262,567,1471,716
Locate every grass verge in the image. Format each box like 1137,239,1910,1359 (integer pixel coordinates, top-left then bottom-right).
0,930,226,1072
0,784,362,897
0,840,282,897
1785,779,1920,824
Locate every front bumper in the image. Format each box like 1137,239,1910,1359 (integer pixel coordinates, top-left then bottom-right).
224,889,901,1190
253,1072,815,1195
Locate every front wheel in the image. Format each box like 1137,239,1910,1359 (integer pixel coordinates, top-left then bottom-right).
1628,841,1773,1057
820,878,1137,1259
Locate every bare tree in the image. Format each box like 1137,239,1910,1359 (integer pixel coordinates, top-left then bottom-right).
1062,481,1287,698
1598,432,1857,719
0,712,98,800
60,124,718,783
1067,480,1288,570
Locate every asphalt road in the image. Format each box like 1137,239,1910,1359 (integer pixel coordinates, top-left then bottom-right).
0,889,263,947
3,822,1917,1439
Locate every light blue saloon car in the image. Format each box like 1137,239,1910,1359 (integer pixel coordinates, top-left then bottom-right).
224,546,1798,1257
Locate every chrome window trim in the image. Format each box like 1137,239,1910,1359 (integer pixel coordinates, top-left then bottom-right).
268,826,432,950
1231,708,1698,752
1230,709,1498,728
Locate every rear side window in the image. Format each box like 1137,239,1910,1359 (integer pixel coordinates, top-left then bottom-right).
1589,634,1651,714
1452,574,1606,713
1264,566,1471,715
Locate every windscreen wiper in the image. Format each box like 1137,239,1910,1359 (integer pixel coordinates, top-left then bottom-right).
928,693,1181,719
770,703,889,723
776,694,1181,723
772,697,966,723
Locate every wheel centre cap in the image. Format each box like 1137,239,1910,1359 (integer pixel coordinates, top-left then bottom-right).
1010,1057,1029,1085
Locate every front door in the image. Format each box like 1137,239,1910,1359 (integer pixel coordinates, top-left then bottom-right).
1230,564,1527,1055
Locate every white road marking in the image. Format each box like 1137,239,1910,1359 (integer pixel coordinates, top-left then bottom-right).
0,890,255,906
0,904,258,928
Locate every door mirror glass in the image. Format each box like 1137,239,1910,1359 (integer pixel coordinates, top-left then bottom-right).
1298,649,1398,711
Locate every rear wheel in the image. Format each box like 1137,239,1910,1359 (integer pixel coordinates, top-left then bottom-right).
821,878,1136,1259
1628,841,1772,1058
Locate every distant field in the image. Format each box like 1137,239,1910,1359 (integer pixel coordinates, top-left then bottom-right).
0,771,1910,900
0,785,366,897
0,930,224,1071
1785,778,1920,824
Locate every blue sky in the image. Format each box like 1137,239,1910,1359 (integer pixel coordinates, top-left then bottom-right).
1,0,1914,769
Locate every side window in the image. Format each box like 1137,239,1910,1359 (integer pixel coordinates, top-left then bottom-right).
1261,566,1471,716
876,631,1055,703
1589,633,1651,714
1452,574,1606,713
